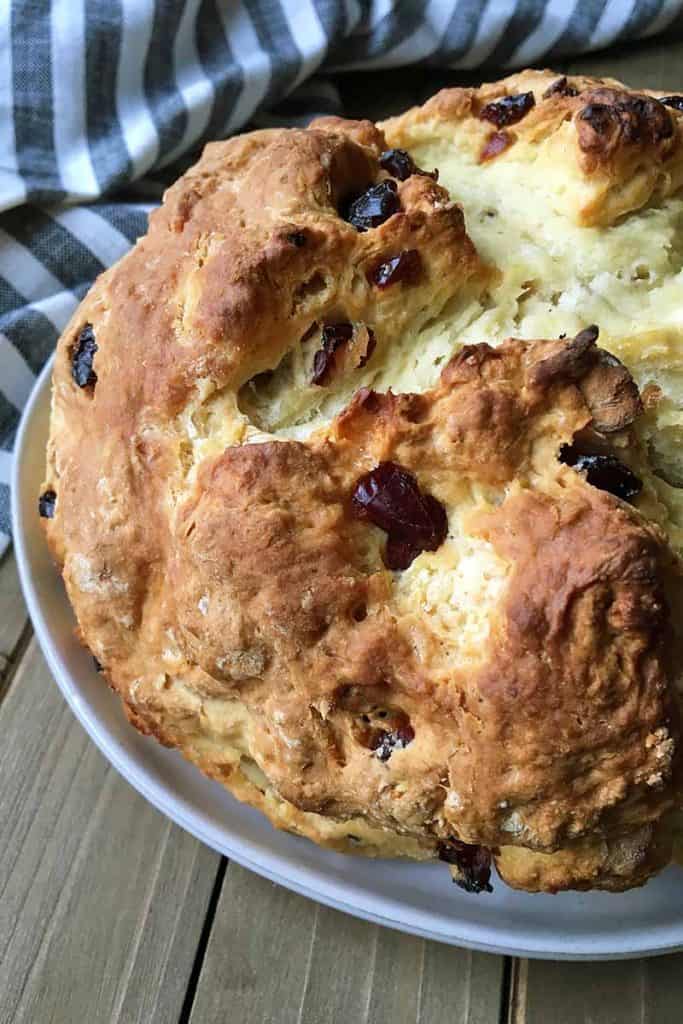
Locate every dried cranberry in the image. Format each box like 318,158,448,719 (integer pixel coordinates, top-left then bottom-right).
38,489,56,519
579,95,673,145
351,461,448,570
480,131,513,162
379,148,437,181
370,249,421,289
379,148,416,180
345,180,400,232
479,92,535,128
311,322,354,386
661,95,683,112
311,349,332,386
286,230,306,247
559,445,642,501
620,96,673,142
371,724,415,762
93,656,103,672
322,323,353,348
71,323,98,389
438,839,493,894
579,103,616,135
384,535,420,571
543,76,578,99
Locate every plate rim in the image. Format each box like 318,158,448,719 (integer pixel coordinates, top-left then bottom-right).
11,355,683,962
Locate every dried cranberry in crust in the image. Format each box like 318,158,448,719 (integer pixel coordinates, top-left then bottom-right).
479,91,535,127
543,76,578,99
619,96,673,143
322,323,352,347
345,180,399,232
559,445,643,501
286,230,306,247
379,148,437,181
370,249,421,289
38,489,56,518
379,148,416,180
311,322,354,386
351,461,448,570
71,323,98,389
93,656,103,672
480,131,513,163
438,839,493,894
311,349,331,386
385,519,450,571
312,323,376,385
579,93,673,145
371,724,415,762
661,95,683,112
579,102,617,136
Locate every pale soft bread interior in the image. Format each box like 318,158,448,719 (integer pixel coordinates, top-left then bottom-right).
229,115,683,552
221,122,683,464
392,125,683,546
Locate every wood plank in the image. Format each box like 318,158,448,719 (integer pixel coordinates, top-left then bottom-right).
191,860,505,1024
189,862,319,1024
419,943,505,1024
366,926,424,1023
639,954,683,1021
298,905,382,1023
0,547,29,675
512,955,683,1024
0,640,221,1024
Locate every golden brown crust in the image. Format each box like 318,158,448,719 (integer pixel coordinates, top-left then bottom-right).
496,821,673,893
43,74,683,895
463,487,675,847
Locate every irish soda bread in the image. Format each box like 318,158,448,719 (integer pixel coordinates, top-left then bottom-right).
42,69,683,894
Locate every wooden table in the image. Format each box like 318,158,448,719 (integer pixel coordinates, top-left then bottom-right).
3,37,683,1024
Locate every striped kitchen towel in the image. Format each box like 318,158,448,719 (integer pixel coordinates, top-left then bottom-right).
2,0,683,554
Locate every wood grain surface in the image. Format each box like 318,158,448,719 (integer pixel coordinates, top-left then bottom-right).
3,34,683,1024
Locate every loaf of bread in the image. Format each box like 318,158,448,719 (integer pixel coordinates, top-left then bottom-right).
41,69,683,894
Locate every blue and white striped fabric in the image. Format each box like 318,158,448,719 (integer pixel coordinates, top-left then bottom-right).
2,0,683,554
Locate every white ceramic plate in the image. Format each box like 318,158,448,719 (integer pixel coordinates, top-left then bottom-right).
12,357,683,961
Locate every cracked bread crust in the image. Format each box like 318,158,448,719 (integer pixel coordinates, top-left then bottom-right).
382,68,683,226
42,72,683,894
